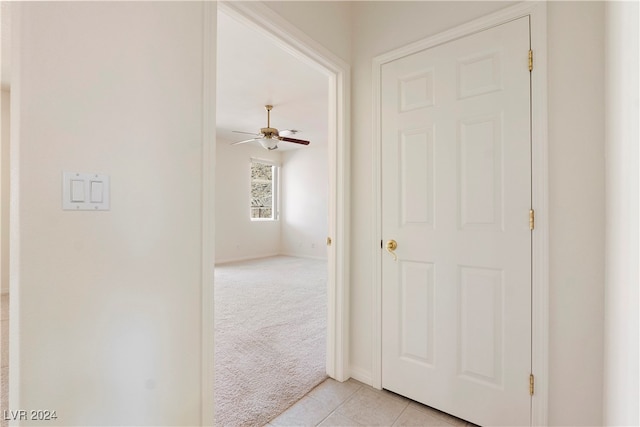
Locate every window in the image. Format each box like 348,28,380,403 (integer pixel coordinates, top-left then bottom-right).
250,159,279,220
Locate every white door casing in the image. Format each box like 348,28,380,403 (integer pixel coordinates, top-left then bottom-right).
381,16,532,427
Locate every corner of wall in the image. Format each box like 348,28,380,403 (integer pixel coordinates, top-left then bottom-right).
603,2,640,425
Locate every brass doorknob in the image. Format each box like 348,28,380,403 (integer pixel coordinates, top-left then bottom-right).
386,240,398,261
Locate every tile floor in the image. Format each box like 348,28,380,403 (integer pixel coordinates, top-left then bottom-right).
268,378,478,427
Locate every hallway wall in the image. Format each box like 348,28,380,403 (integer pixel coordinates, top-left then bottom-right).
12,3,210,424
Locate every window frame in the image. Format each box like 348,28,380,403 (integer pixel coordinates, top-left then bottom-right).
249,157,280,221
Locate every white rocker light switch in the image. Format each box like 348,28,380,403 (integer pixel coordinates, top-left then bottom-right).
63,172,110,211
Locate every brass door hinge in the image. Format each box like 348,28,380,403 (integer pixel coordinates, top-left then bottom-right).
326,237,332,246
529,374,535,396
529,209,535,230
528,49,533,72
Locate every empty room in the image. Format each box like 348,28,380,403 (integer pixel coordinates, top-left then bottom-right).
213,7,331,426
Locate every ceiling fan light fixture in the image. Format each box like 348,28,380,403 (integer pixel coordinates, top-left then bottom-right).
259,137,278,150
230,105,309,150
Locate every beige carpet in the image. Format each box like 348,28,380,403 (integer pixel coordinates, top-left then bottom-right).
214,256,327,427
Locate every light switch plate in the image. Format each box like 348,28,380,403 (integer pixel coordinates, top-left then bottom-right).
62,172,110,211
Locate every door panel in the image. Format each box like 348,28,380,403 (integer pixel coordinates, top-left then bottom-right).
400,127,434,226
399,261,435,366
381,17,531,427
458,265,503,386
458,114,503,230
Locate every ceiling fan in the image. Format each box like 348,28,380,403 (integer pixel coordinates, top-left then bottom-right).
231,105,311,151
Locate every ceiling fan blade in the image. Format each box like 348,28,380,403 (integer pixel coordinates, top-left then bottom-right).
279,136,310,145
231,138,258,145
232,130,261,136
278,129,300,136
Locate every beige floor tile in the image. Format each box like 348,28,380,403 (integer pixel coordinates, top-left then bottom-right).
318,411,362,427
349,379,410,405
375,388,411,404
308,378,362,409
270,396,334,427
337,387,408,426
393,406,456,426
345,378,367,387
409,402,468,427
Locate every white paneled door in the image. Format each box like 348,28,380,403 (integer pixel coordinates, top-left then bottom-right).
381,17,532,426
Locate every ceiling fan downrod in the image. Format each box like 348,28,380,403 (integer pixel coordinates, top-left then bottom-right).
265,105,272,128
260,105,279,139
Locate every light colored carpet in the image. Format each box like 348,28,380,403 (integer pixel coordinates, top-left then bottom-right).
214,256,327,427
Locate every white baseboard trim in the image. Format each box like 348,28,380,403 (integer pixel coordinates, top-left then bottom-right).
349,365,373,387
214,253,280,265
215,253,328,265
278,252,328,261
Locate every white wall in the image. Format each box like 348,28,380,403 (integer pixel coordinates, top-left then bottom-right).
215,139,281,263
547,3,605,425
13,3,209,425
280,145,329,260
604,1,639,425
1,89,8,295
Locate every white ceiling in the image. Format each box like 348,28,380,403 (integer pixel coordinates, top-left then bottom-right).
216,10,329,151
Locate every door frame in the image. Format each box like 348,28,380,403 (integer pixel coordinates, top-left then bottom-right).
371,2,548,425
215,0,352,382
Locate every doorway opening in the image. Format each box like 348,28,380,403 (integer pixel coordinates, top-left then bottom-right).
213,3,350,425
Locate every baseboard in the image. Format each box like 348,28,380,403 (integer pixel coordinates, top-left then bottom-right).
349,365,373,387
215,253,328,265
215,253,280,265
278,252,328,261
